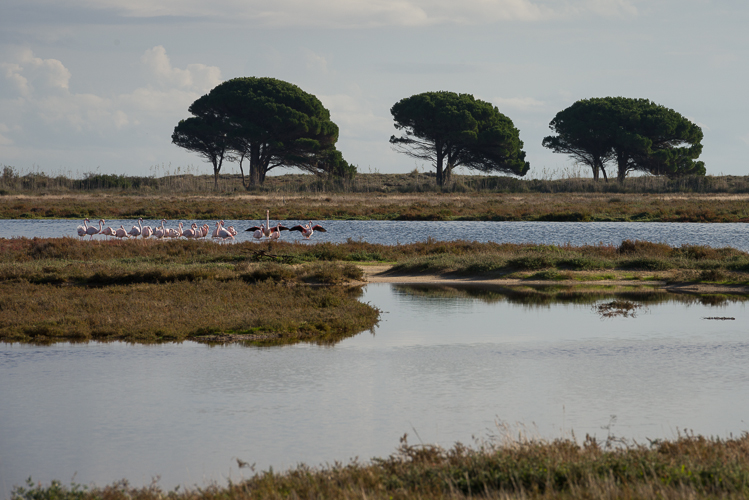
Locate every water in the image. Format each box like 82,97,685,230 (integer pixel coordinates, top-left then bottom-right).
0,219,748,250
1,284,748,498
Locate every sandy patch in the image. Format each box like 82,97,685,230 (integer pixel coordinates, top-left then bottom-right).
360,265,749,294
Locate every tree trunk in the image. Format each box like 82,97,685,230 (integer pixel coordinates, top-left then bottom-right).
435,145,445,187
616,152,628,183
212,155,223,190
238,153,248,189
249,144,261,187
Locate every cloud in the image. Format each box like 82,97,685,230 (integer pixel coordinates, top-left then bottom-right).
0,46,221,151
141,45,222,91
318,92,392,141
4,0,638,27
494,96,545,112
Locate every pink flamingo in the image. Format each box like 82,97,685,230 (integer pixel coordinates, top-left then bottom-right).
86,219,104,239
153,220,166,239
77,218,89,238
127,218,143,238
216,223,234,242
246,223,265,240
114,225,128,239
100,225,116,238
142,224,153,238
268,222,288,240
182,223,198,239
212,220,226,239
289,221,326,239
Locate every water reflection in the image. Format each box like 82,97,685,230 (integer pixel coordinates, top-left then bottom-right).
392,283,749,308
1,283,748,499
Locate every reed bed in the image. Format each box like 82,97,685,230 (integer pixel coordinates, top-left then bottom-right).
5,166,749,195
13,432,749,499
2,191,749,221
2,238,749,284
0,238,376,345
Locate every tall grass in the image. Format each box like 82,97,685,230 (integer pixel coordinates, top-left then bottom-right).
13,432,749,499
4,165,749,195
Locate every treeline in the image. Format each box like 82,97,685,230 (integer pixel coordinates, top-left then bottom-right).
3,165,749,195
172,78,708,189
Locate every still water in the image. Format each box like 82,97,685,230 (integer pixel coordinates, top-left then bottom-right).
1,284,748,498
0,219,748,250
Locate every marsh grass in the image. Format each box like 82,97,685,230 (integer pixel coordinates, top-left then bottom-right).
3,237,749,285
0,281,378,345
0,239,381,344
2,236,748,344
3,187,749,222
13,432,749,500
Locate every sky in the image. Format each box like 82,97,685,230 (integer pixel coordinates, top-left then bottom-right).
0,0,747,179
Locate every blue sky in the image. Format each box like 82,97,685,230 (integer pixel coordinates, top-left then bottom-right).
1,0,747,178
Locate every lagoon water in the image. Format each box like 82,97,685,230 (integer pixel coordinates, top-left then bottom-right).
1,283,748,498
0,219,748,250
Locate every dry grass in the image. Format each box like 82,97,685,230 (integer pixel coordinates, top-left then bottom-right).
0,238,376,345
4,179,749,222
13,432,749,499
0,280,377,345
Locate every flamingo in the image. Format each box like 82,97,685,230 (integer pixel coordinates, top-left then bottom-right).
76,218,89,238
246,223,265,240
182,223,198,239
142,224,153,238
86,219,104,239
153,220,166,239
245,210,271,237
227,226,238,236
127,218,143,238
212,220,226,239
289,221,326,239
216,223,235,242
268,222,288,240
100,225,116,238
114,225,128,239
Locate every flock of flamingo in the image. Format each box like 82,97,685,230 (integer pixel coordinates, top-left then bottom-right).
76,210,326,242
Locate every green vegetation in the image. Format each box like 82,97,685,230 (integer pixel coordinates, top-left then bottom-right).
393,283,749,308
381,239,749,285
172,77,351,188
1,236,747,345
3,172,749,222
544,97,705,182
390,92,529,186
0,238,377,345
13,432,749,499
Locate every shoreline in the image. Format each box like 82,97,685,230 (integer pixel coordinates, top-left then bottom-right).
360,265,749,294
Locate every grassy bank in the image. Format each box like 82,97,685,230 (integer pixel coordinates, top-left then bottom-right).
2,191,749,222
2,236,749,344
380,239,749,286
0,238,378,345
13,432,749,499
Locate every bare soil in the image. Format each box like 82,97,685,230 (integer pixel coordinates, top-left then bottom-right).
360,264,749,294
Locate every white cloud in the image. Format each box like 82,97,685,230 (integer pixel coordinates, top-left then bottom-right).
141,45,222,92
494,96,545,112
318,92,393,141
0,46,222,149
